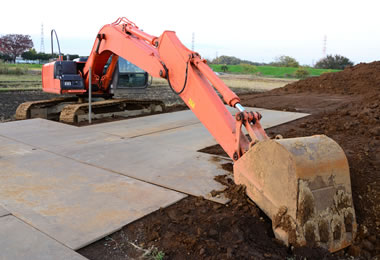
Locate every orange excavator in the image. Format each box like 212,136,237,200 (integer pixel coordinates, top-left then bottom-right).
30,18,357,252
15,30,164,123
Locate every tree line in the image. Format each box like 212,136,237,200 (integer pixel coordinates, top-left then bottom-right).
21,48,79,62
0,34,79,63
210,54,354,70
1,34,354,70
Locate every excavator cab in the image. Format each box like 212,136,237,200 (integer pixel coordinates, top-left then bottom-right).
117,58,149,88
109,57,150,96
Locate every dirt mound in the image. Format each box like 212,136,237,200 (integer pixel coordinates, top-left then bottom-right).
235,62,380,258
280,61,380,95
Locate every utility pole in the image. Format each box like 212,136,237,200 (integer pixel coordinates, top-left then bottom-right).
40,23,45,53
191,32,195,51
322,35,327,57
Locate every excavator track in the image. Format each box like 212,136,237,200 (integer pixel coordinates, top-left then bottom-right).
16,97,165,124
15,97,79,120
59,99,166,124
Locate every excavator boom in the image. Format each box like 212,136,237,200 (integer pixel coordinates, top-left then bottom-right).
84,17,265,159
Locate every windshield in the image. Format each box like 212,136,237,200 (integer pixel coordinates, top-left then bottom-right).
118,58,145,73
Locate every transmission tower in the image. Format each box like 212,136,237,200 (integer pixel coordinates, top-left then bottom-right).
191,32,195,51
40,23,45,53
322,35,327,57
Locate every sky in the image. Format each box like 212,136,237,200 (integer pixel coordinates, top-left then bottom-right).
1,0,380,65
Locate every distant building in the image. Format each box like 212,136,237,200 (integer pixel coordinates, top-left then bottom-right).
15,56,39,64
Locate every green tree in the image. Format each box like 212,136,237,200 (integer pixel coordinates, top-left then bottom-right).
315,54,353,70
63,54,80,60
271,55,299,67
210,55,265,66
0,53,12,62
212,55,241,65
220,65,228,72
38,52,54,61
22,48,38,60
240,63,257,74
0,34,33,62
294,67,310,78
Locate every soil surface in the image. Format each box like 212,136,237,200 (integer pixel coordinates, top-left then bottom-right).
0,91,56,121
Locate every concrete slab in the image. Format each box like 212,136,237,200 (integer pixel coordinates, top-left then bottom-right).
1,127,123,152
0,108,308,151
0,118,75,136
85,109,200,138
85,106,309,138
0,107,309,254
48,137,231,202
0,205,10,217
0,215,86,260
0,136,186,250
0,107,309,205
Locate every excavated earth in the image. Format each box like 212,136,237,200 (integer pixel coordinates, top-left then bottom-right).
1,63,380,259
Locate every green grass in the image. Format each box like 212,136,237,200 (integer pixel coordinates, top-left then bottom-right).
0,74,41,81
6,63,43,69
210,64,340,78
151,249,165,260
0,62,43,76
0,73,41,91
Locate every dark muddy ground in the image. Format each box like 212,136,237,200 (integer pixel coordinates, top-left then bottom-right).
0,91,56,120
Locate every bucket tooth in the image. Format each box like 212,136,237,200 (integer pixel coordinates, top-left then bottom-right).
233,135,356,252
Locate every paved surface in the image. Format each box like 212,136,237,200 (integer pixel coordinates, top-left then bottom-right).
84,106,308,138
0,107,308,256
0,206,10,217
0,215,86,260
0,135,185,250
0,108,308,204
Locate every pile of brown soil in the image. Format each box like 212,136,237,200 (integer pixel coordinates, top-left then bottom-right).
279,61,380,95
238,61,380,259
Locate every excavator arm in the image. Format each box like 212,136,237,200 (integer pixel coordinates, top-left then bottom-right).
83,17,267,160
79,17,356,252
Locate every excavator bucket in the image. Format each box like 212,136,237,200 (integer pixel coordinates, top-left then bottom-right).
233,135,356,252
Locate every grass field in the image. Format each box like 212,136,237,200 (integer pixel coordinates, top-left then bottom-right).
210,64,340,78
0,74,41,91
0,74,41,81
6,63,43,69
0,63,303,92
1,63,339,78
152,74,295,92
